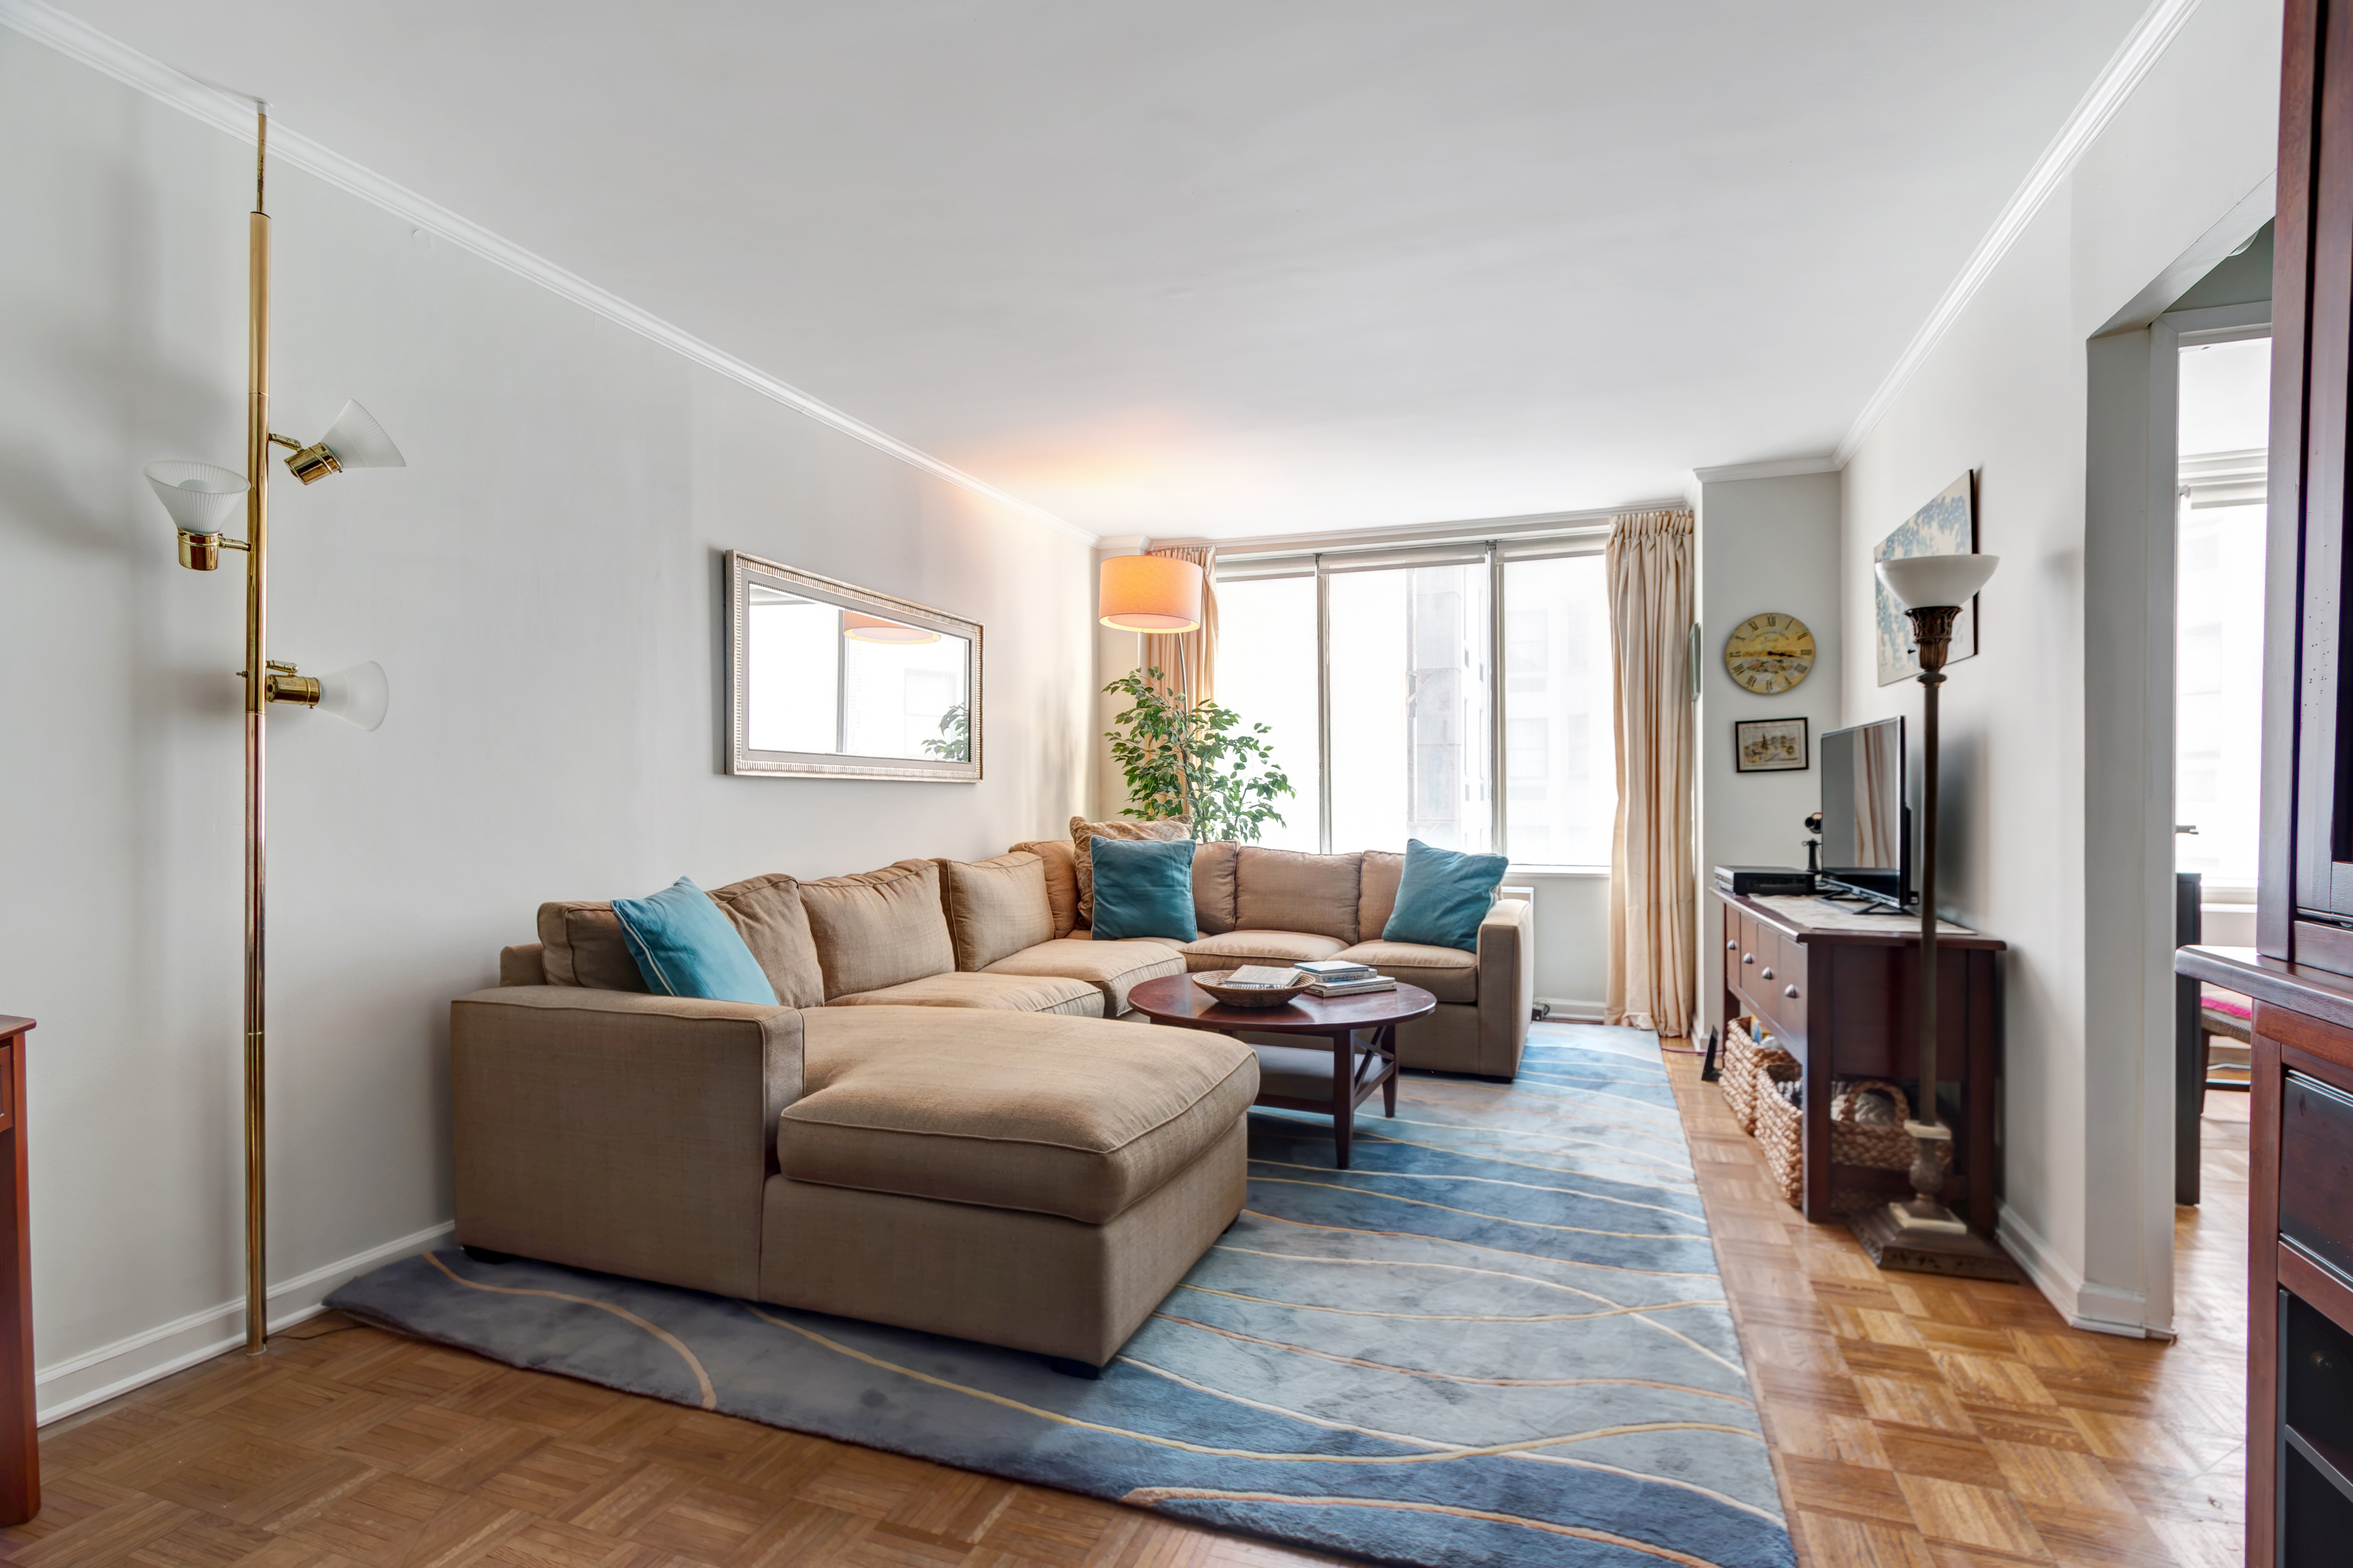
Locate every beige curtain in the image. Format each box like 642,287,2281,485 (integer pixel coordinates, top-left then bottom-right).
1142,546,1218,705
1605,509,1697,1037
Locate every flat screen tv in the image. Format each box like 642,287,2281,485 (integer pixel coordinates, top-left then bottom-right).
1818,716,1911,909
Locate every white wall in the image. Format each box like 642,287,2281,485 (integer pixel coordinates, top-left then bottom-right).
1695,471,1845,1036
0,34,1095,1414
1837,0,2279,1334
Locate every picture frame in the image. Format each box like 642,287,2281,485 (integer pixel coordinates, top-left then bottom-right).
1734,717,1809,773
1874,470,1979,685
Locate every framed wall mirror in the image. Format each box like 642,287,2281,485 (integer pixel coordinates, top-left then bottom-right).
726,551,981,781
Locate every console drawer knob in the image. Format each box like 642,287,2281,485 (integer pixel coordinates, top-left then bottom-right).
1784,985,1799,999
1743,953,1754,965
1727,939,1738,950
1760,967,1774,980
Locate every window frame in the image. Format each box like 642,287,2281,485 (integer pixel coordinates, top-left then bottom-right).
1217,533,1612,867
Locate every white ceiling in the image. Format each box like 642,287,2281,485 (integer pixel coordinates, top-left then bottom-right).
54,0,2154,539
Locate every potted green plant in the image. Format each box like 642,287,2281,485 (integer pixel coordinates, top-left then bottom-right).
1103,669,1293,842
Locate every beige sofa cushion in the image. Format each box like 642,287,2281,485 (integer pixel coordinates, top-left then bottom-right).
1235,848,1363,944
785,1007,1257,1224
799,860,956,1001
983,938,1186,1014
939,854,1055,971
1192,841,1241,935
1011,839,1082,938
1357,851,1406,945
535,902,649,992
707,873,827,1009
1070,817,1190,926
1335,939,1480,1005
1178,930,1348,971
831,972,1102,1017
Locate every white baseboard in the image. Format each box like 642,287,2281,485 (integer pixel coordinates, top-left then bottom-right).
1997,1202,2150,1337
1536,997,1608,1022
36,1221,453,1424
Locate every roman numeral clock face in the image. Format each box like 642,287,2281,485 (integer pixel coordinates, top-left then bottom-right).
1724,613,1815,695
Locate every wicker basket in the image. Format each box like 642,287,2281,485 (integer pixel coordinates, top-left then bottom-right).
1720,1019,1771,1133
1828,1080,1954,1174
1755,1059,1805,1208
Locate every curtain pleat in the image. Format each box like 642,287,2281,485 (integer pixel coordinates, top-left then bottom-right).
1605,509,1697,1037
1142,546,1218,705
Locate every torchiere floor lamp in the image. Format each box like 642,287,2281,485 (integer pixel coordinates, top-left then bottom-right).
142,107,400,1353
1850,553,2022,1282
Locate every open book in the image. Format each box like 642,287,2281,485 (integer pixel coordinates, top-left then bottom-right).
1222,965,1303,988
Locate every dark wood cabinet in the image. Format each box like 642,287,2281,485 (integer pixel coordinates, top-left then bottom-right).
1715,891,2003,1228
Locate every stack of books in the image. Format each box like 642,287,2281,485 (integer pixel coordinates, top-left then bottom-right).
1294,959,1395,997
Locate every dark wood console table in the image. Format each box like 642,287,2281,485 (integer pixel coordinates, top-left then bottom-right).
0,1017,34,1524
1715,891,2004,1229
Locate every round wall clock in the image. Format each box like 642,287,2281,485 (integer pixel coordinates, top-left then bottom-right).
1724,612,1815,695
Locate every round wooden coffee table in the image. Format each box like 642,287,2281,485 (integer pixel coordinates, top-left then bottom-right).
1124,974,1437,1168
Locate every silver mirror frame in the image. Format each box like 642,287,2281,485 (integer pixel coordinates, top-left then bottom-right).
726,550,982,782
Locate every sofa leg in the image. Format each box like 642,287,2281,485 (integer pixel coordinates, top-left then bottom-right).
1047,1356,1103,1380
460,1245,517,1265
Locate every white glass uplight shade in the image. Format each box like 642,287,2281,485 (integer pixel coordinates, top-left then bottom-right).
1876,553,2000,610
1099,554,1203,632
143,461,249,533
316,401,405,469
842,611,939,645
315,661,390,731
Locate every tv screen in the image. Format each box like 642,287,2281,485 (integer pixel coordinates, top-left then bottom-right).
1819,716,1907,903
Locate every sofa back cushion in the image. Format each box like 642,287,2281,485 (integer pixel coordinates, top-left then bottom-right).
1010,839,1082,938
1069,816,1191,926
536,902,650,991
707,873,827,1008
1357,851,1406,945
1192,841,1240,935
1235,847,1363,944
938,853,1056,970
799,859,957,1000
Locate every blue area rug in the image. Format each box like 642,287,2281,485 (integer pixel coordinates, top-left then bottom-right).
330,1023,1791,1568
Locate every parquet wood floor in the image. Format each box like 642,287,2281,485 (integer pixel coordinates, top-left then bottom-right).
17,1061,2251,1568
1663,1045,2252,1568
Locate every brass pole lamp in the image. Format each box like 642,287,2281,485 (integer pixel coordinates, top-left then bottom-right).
142,108,402,1355
1850,553,2020,1280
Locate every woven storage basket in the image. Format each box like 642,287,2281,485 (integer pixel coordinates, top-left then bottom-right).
1755,1059,1805,1208
1719,1020,1759,1131
1829,1080,1954,1174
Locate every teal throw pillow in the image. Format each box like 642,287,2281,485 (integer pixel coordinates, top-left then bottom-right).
1382,839,1508,953
611,877,778,1005
1089,837,1198,942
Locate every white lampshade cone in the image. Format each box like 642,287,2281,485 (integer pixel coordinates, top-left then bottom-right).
842,611,939,645
314,661,390,731
317,401,405,469
1877,553,1999,610
1099,554,1203,632
143,461,249,533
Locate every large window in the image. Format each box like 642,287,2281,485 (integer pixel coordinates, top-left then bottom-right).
1213,544,1615,864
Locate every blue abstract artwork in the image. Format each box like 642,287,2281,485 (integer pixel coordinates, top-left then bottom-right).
1874,472,1977,685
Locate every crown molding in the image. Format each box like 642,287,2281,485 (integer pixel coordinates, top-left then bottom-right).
1691,455,1841,484
1833,0,2206,467
0,0,1096,546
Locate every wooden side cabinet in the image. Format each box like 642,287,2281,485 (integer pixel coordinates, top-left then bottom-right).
0,1017,34,1525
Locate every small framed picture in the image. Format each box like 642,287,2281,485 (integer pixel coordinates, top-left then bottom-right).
1735,717,1809,773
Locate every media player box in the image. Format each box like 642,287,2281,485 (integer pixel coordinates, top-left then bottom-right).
1713,865,1815,896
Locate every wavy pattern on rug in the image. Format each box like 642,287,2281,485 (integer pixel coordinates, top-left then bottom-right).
329,1022,1792,1568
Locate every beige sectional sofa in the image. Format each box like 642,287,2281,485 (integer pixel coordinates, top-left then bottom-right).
453,833,1532,1371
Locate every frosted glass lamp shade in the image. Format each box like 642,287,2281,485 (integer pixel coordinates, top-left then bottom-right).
315,661,390,730
317,401,404,469
1099,554,1203,631
842,611,939,645
1876,553,1999,610
143,461,249,533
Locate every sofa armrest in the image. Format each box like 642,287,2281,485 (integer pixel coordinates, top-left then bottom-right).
499,943,546,986
451,987,804,1298
1475,898,1535,1078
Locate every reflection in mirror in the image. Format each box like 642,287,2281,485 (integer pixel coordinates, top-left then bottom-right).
730,554,981,780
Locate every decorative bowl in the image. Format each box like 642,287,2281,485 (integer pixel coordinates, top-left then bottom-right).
1192,969,1314,1009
